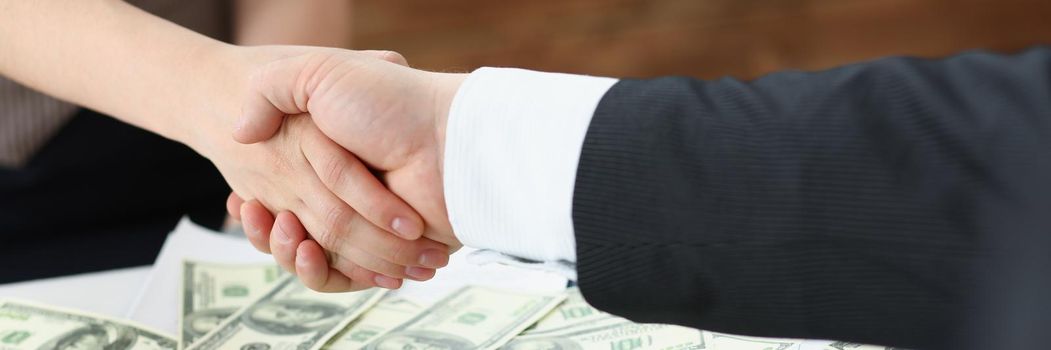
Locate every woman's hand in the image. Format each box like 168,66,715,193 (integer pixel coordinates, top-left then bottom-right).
184,46,452,291
227,49,468,291
210,112,449,291
232,49,465,247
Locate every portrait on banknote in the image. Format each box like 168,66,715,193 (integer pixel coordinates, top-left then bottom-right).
365,330,473,350
242,300,346,335
37,322,137,350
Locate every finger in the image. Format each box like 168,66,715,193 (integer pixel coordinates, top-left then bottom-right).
300,195,448,269
295,239,364,292
226,193,245,221
341,244,433,281
302,136,425,240
270,211,308,273
329,252,403,290
358,50,408,66
287,208,414,280
240,199,276,254
294,195,439,282
234,54,320,144
405,266,437,281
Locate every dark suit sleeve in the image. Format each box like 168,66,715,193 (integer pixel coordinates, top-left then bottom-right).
571,47,1051,349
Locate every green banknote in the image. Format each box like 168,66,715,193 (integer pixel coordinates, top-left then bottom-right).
187,275,386,350
824,341,894,350
0,299,177,350
503,319,705,350
180,261,285,348
527,288,609,333
364,286,565,350
322,296,427,350
703,332,800,350
521,287,800,350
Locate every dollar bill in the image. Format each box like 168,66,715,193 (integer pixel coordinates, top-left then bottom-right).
187,275,386,350
0,299,177,350
824,341,894,350
503,319,705,350
364,286,565,350
180,261,285,348
704,332,800,350
321,296,426,350
528,288,610,333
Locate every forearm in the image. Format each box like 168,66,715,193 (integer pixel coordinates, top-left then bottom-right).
0,0,244,146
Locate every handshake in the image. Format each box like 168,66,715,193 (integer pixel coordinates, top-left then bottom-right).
208,47,468,293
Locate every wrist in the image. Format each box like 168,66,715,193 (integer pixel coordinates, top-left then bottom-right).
178,45,304,160
428,72,468,173
168,43,251,154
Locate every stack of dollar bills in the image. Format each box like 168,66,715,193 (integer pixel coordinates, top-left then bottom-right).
0,260,895,350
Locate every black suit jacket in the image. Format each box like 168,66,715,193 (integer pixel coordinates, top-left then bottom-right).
571,47,1051,349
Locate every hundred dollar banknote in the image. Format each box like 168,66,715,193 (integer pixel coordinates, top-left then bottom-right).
503,319,705,350
521,287,801,350
704,332,801,350
321,296,427,350
0,299,177,350
187,275,386,350
824,341,897,350
180,261,285,348
364,286,565,350
527,288,610,333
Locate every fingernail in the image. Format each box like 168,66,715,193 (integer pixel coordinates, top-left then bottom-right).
405,266,435,281
391,217,421,239
418,249,448,268
373,275,401,289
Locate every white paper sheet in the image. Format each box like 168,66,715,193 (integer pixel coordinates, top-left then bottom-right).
0,265,150,318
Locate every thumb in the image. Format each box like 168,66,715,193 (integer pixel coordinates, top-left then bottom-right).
233,54,318,144
359,50,409,67
232,50,409,144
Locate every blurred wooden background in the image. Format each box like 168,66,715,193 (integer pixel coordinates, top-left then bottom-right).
352,0,1051,80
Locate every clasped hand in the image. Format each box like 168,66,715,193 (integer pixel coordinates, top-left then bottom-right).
221,47,466,292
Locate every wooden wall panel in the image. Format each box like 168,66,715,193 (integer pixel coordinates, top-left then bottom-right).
352,0,1051,80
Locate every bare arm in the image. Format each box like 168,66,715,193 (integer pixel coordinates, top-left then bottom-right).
0,0,245,145
0,0,442,290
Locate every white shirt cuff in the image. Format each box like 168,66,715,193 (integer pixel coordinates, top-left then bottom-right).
443,67,618,264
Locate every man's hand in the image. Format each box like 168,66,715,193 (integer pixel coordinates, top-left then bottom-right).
230,49,467,291
228,192,444,292
213,112,449,291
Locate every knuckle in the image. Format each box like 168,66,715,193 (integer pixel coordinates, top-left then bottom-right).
316,229,345,255
318,153,349,190
321,204,353,236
